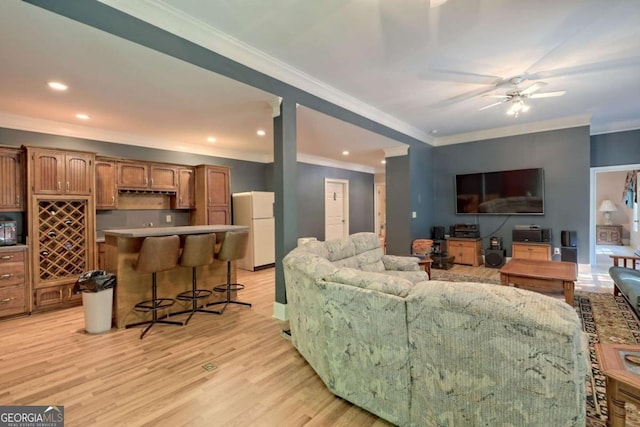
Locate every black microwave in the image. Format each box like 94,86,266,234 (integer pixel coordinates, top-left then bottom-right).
0,220,17,246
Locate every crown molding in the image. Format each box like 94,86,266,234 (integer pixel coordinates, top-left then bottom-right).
98,0,432,145
0,112,379,173
296,153,377,174
383,145,410,157
590,119,640,136
0,112,272,163
433,114,593,146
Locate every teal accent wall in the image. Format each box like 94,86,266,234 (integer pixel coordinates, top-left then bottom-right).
432,126,591,262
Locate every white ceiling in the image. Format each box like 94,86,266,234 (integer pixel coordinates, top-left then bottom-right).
1,0,639,173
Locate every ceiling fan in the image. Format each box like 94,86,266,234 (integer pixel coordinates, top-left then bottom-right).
479,77,566,117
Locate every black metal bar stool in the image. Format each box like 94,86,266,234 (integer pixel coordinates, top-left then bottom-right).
127,235,183,339
174,233,221,324
208,230,251,313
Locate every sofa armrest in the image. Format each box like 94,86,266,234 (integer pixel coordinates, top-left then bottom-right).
381,255,420,271
610,254,640,270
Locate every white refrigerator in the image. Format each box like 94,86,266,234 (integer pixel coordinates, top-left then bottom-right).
232,191,275,271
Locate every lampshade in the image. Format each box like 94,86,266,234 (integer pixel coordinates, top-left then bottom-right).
598,199,617,212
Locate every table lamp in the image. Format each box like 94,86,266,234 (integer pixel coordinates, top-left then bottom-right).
598,199,617,225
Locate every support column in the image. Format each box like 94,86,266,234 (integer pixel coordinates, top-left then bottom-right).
273,98,297,320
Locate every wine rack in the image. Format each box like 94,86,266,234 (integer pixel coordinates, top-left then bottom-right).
36,200,87,282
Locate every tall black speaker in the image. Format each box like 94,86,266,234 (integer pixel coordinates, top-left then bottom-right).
432,226,445,240
561,247,578,263
561,230,577,247
484,249,506,268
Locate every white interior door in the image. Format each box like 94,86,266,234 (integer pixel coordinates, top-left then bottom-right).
325,178,349,240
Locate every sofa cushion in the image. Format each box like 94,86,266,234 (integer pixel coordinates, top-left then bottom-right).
610,266,640,310
326,268,414,297
325,236,356,262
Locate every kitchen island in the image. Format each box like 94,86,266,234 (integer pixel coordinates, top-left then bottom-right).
104,225,248,328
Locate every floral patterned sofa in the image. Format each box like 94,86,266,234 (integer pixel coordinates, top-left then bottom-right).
283,232,587,426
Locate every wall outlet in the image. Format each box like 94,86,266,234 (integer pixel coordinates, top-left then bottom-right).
412,211,417,218
165,214,172,223
554,247,561,255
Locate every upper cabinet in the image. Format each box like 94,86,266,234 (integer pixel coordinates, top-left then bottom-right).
27,147,94,195
117,161,177,191
0,147,24,211
192,165,230,225
95,157,117,210
173,167,196,209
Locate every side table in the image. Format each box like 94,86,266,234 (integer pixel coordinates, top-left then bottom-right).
595,343,640,427
404,254,432,280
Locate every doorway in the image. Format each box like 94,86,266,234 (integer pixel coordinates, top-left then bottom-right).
325,178,349,240
590,164,640,274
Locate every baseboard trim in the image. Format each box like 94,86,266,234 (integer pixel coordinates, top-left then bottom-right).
272,302,288,321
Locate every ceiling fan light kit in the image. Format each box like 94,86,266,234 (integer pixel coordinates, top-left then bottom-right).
479,76,565,117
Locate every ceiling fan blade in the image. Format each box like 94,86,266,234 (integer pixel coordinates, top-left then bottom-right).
483,94,509,99
520,81,547,96
478,101,506,111
529,90,566,99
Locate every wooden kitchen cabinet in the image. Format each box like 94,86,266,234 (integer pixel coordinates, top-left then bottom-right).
0,247,28,318
448,238,483,266
97,242,106,271
173,167,196,209
117,161,177,191
0,147,24,211
27,147,94,195
511,242,551,260
95,158,118,209
33,283,82,310
192,165,230,225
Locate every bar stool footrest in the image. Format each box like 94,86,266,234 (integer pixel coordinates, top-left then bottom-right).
177,289,213,301
134,298,175,312
213,283,245,292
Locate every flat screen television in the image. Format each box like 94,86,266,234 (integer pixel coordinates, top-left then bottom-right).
455,168,544,215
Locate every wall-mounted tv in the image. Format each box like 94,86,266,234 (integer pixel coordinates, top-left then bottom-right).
455,168,545,215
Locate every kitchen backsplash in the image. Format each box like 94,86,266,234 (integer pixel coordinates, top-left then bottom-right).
96,210,190,237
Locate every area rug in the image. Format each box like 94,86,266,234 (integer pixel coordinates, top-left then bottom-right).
431,270,640,426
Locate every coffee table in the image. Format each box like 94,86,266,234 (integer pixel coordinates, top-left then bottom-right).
594,343,640,427
499,258,577,304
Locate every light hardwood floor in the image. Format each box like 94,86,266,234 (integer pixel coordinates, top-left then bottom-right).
0,257,621,427
0,268,390,427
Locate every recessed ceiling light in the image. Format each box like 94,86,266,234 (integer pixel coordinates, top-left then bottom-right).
256,129,266,136
207,136,216,143
342,150,349,156
47,81,68,91
75,113,90,120
430,129,438,134
381,160,387,164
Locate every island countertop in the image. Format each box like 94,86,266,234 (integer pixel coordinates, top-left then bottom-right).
103,224,248,238
104,224,248,328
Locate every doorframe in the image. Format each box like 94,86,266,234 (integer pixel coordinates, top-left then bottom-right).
374,183,386,237
589,163,640,264
324,178,349,239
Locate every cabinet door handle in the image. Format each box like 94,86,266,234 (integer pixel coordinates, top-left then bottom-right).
151,178,154,186
112,196,115,204
59,289,63,299
0,255,13,260
16,194,20,204
57,181,61,190
145,177,148,185
66,182,70,191
179,196,182,203
0,274,14,280
1,297,14,304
